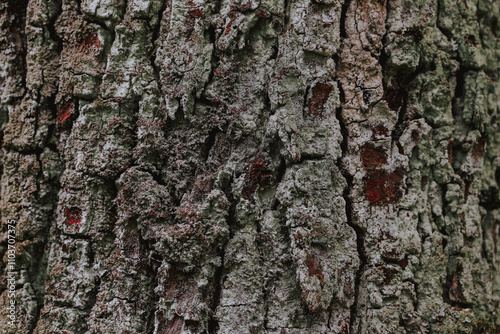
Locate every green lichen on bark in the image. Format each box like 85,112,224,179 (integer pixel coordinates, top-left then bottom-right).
0,0,499,333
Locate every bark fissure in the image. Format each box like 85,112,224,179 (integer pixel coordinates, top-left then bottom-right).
338,98,367,334
150,0,169,84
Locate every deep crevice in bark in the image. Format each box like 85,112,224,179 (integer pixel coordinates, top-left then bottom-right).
451,67,467,124
340,0,350,39
150,0,168,84
206,172,237,333
47,2,63,53
283,0,290,29
207,229,230,333
207,253,223,334
336,89,367,334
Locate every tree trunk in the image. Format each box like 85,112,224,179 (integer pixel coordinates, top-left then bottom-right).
1,0,499,333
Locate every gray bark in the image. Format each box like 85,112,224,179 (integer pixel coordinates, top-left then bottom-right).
0,0,499,333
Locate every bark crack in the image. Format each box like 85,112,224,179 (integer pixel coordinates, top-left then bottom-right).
150,0,169,86
336,83,367,333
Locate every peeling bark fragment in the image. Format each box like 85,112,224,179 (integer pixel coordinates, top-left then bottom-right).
471,135,485,166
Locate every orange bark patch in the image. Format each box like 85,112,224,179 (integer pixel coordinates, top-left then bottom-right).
364,169,404,205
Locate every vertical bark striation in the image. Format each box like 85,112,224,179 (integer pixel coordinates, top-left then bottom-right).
0,0,499,333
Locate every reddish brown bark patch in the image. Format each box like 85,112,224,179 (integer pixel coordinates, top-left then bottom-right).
82,32,100,49
193,173,215,195
340,319,350,333
158,314,184,334
447,140,453,166
464,179,471,201
472,135,485,166
398,256,409,269
364,169,405,205
411,129,420,141
491,223,498,254
223,10,240,35
242,155,271,200
188,7,203,18
230,2,252,12
76,31,101,53
386,89,403,111
57,103,73,125
122,219,142,258
465,35,476,46
444,258,468,305
64,207,82,225
421,175,428,189
371,125,389,139
360,143,388,169
308,82,332,117
382,266,399,284
306,254,324,283
164,267,198,316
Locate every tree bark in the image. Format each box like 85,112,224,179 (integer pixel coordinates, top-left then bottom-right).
0,0,499,333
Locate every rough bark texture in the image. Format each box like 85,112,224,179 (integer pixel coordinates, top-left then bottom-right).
0,0,499,333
